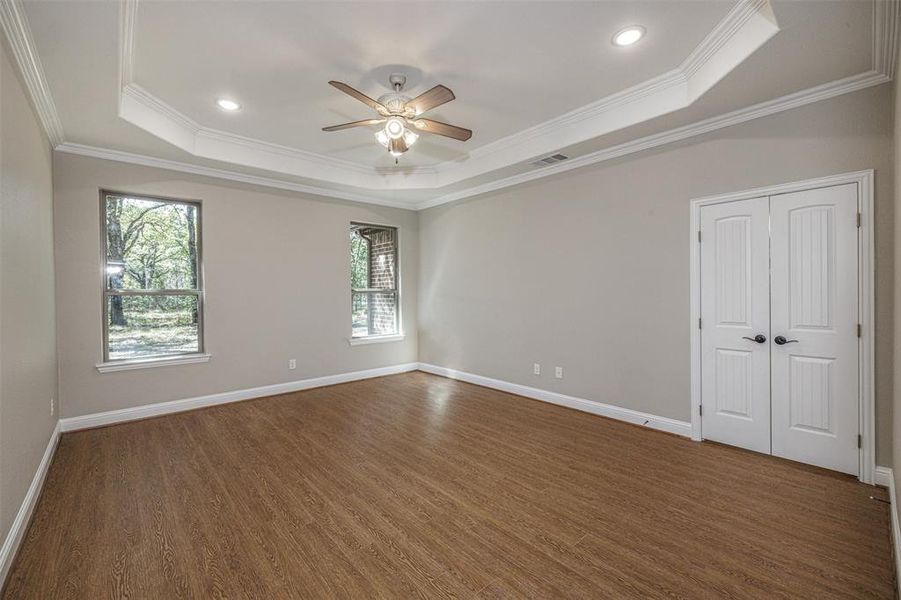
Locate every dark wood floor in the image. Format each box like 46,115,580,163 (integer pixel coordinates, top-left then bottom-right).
2,371,894,599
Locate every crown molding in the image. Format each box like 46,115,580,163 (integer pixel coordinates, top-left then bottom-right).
117,0,778,191
119,82,398,190
417,0,897,208
449,0,776,178
874,0,899,80
54,64,891,214
8,0,891,211
54,142,419,210
118,0,137,89
0,0,64,146
417,69,890,209
681,0,768,79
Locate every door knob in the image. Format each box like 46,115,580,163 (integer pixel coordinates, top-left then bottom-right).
742,334,767,344
774,335,799,345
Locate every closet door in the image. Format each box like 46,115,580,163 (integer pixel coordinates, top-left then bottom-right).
770,183,859,475
700,197,771,454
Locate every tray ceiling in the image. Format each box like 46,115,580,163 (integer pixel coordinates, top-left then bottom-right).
4,0,894,209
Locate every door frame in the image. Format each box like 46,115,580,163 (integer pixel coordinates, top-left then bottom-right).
689,170,875,484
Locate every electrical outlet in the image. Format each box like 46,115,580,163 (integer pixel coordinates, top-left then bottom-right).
50,397,55,417
288,359,297,370
533,363,541,375
555,367,563,379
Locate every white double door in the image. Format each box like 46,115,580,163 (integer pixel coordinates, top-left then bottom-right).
700,183,859,475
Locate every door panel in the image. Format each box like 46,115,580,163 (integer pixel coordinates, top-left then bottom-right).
770,183,858,475
700,197,771,454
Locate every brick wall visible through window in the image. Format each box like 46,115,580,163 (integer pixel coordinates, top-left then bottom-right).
350,223,398,337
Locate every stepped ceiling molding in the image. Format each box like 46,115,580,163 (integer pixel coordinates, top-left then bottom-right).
2,0,897,209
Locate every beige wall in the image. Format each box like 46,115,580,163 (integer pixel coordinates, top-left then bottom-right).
894,26,901,530
419,85,895,465
53,153,418,418
0,41,58,546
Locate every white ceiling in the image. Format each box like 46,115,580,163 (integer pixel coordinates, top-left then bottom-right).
7,0,895,209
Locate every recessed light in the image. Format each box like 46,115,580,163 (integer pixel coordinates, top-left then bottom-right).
612,25,645,47
216,98,241,112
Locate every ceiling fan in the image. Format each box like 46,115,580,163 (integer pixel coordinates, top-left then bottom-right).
322,73,472,161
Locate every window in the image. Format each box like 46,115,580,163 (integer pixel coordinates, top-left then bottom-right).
101,191,203,362
350,223,399,338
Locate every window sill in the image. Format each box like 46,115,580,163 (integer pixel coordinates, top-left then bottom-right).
96,353,211,373
348,334,405,346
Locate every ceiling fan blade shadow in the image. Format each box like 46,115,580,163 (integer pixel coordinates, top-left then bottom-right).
322,118,386,132
405,85,455,115
328,81,390,116
410,118,472,141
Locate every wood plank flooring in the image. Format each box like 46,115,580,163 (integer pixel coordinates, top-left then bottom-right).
2,371,894,598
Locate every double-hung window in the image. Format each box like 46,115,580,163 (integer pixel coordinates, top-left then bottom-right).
350,223,399,339
101,191,204,363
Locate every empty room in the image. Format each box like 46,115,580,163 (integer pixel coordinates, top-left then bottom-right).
2,0,901,597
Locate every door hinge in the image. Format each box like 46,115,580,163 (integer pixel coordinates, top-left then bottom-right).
699,405,703,416
698,317,702,329
858,434,862,449
857,212,862,228
698,230,701,243
857,323,862,337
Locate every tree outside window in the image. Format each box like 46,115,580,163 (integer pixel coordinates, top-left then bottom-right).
102,192,203,361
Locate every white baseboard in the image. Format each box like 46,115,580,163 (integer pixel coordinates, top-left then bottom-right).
876,466,901,598
417,363,692,437
876,466,893,488
59,363,420,432
0,420,60,588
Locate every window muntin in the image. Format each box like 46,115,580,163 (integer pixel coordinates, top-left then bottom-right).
102,192,203,361
350,223,399,338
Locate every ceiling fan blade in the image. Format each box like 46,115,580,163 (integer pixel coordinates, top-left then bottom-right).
406,85,455,115
328,81,390,116
322,118,386,132
410,118,472,141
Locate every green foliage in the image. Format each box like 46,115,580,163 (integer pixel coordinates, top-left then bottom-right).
106,294,199,359
106,196,198,291
350,231,369,290
109,295,197,327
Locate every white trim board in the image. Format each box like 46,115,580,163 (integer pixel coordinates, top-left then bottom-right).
52,143,410,209
0,420,60,588
58,68,891,213
59,363,419,432
417,363,691,438
876,465,894,488
688,170,876,484
876,467,901,598
420,69,889,209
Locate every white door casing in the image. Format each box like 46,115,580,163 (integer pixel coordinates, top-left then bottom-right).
699,197,771,454
769,184,859,475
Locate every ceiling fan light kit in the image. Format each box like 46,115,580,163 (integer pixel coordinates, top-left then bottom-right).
323,72,472,162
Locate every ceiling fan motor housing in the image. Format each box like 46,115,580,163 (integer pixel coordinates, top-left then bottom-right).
377,93,413,116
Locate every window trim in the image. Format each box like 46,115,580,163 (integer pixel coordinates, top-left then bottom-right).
99,189,206,366
96,353,211,373
349,221,402,341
